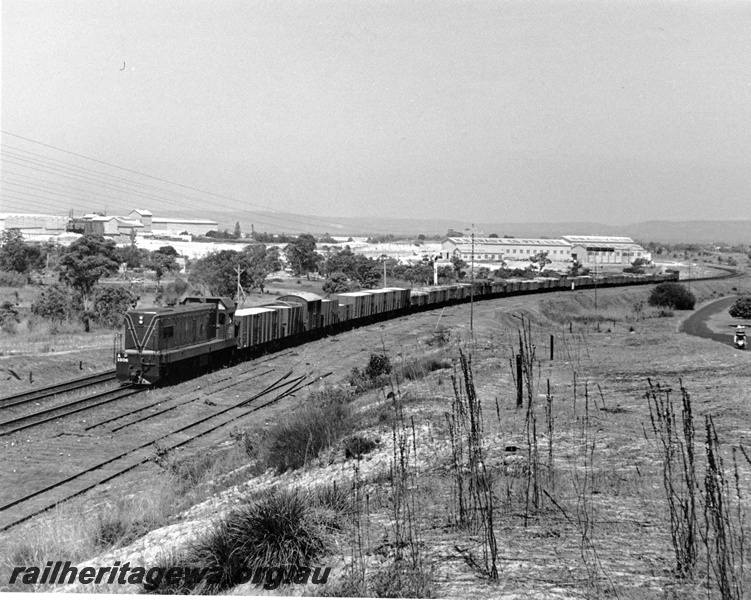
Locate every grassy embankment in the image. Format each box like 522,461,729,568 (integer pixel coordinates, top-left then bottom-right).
2,278,750,597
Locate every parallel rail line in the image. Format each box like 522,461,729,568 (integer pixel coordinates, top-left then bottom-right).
0,370,330,532
0,386,141,437
0,371,117,409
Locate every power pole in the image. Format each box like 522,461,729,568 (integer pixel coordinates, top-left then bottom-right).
592,249,598,313
235,265,246,308
464,225,482,334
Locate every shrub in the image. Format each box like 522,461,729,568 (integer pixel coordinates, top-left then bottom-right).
648,282,696,310
31,283,74,322
427,326,450,347
0,270,26,287
365,354,392,379
343,434,378,459
263,388,352,473
92,286,136,327
164,277,189,304
322,272,351,295
0,301,19,327
729,296,751,319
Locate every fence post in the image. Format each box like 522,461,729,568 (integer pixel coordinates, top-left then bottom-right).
516,354,523,408
550,334,554,360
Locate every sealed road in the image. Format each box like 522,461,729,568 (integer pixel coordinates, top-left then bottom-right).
680,296,738,347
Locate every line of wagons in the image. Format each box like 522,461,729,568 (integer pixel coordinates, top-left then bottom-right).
115,271,679,386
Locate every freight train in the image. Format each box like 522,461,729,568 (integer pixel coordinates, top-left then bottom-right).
115,271,679,386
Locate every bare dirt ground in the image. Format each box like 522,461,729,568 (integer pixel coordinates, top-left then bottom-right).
2,279,750,597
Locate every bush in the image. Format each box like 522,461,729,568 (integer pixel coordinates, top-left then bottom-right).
262,388,353,473
92,286,136,327
729,296,751,319
31,283,74,322
343,434,378,459
322,272,351,295
0,301,19,334
0,270,27,287
365,354,392,379
164,277,189,305
648,282,696,310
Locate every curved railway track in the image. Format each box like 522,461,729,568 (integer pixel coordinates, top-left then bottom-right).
0,273,740,532
0,369,329,532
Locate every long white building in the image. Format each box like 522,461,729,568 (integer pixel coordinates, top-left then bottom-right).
0,213,69,235
442,235,649,265
442,237,571,262
562,236,650,264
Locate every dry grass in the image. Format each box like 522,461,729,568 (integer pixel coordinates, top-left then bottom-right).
0,473,176,592
3,280,749,598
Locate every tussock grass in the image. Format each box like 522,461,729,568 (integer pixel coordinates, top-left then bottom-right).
143,487,330,595
343,434,379,459
396,354,452,381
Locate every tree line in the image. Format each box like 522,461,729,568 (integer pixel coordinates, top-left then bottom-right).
0,228,636,335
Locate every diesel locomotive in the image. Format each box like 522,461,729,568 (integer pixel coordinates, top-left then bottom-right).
115,271,679,386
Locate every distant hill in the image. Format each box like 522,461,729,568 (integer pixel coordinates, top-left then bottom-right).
157,208,749,245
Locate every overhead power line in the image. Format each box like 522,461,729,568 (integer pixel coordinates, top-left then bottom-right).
0,130,396,235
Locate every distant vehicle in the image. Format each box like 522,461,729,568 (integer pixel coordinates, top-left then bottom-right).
130,278,144,284
732,325,747,350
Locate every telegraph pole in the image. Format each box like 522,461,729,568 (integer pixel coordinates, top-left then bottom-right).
593,250,598,313
464,225,481,334
235,265,246,308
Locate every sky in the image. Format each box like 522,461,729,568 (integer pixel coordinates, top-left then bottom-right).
1,0,750,231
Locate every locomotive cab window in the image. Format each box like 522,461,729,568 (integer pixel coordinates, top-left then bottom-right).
218,313,226,325
163,326,174,338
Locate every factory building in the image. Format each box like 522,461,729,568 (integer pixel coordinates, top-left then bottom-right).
0,213,69,237
67,210,217,239
151,217,218,237
562,236,650,265
441,237,572,262
442,235,649,266
68,214,144,238
128,209,153,233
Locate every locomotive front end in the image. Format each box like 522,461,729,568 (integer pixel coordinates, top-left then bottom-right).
116,309,165,386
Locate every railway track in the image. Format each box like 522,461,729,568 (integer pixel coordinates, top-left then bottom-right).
0,370,117,409
0,350,296,433
0,369,329,532
0,386,142,437
0,275,739,532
